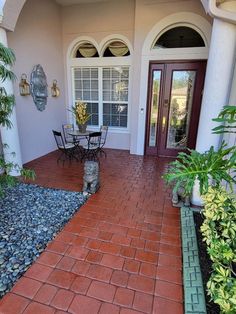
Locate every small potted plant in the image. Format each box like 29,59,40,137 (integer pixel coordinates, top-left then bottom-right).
70,101,91,133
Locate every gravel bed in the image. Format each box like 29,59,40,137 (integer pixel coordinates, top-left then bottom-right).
0,183,87,297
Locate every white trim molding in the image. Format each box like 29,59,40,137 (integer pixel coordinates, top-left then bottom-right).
99,34,133,56
201,0,236,25
142,12,212,56
67,36,100,59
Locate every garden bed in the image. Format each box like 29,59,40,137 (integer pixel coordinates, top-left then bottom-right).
193,211,220,314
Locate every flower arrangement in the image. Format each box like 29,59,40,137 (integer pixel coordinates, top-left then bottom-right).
71,101,91,126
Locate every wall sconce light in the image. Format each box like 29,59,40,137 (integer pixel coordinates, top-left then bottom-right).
51,80,60,97
19,74,30,96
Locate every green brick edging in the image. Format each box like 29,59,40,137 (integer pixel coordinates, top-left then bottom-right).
181,207,207,314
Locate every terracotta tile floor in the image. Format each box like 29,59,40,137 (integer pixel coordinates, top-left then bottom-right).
0,149,183,314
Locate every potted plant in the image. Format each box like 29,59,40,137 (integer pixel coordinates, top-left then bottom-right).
0,42,35,195
164,105,236,313
70,101,91,133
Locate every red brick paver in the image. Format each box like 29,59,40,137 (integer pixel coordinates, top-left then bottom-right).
0,150,183,313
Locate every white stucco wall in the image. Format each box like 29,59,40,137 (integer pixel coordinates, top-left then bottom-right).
7,0,66,163
62,0,135,150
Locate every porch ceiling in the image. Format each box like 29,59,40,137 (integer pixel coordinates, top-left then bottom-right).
55,0,117,6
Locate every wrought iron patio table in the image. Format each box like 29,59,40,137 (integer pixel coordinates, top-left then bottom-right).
68,130,91,137
68,130,92,160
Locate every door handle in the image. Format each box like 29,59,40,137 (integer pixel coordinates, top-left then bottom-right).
162,116,166,133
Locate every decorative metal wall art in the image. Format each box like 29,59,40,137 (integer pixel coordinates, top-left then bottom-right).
30,64,48,111
19,74,30,96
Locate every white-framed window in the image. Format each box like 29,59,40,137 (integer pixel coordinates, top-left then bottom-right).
72,65,129,128
73,67,99,125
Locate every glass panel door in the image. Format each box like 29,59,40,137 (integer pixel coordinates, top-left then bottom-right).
166,71,196,149
145,61,206,157
149,70,161,147
145,63,164,155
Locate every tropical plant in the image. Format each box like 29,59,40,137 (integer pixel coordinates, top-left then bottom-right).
163,106,236,195
0,42,35,195
69,101,91,126
212,105,236,134
201,187,236,313
0,43,16,128
164,105,236,313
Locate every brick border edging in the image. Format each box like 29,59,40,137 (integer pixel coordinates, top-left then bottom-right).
181,207,207,314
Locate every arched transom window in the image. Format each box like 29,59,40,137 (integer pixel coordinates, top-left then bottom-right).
154,26,205,49
74,42,99,58
103,40,130,57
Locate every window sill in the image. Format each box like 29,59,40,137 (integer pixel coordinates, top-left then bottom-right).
87,126,130,134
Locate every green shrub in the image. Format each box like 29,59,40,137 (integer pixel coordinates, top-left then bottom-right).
163,105,236,312
201,187,236,313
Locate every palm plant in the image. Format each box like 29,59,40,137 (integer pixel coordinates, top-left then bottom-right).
0,43,35,195
0,43,16,128
163,106,236,195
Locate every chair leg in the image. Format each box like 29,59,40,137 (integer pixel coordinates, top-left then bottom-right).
57,151,65,163
56,148,79,164
99,148,107,158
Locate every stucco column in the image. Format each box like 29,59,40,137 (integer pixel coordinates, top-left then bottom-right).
196,18,236,152
0,27,22,174
192,4,236,205
224,58,236,154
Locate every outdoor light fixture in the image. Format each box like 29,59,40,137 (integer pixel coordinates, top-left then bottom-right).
19,73,30,96
51,79,60,97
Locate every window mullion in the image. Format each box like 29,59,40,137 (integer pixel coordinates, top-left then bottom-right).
71,68,76,125
98,67,103,126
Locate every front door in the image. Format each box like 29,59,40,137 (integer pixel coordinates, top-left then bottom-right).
145,61,206,157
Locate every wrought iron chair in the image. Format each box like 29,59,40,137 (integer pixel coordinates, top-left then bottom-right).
82,131,102,161
52,130,78,163
62,123,80,145
99,125,108,157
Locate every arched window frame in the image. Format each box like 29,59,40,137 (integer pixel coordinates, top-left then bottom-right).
67,35,132,133
135,12,212,155
151,23,207,50
70,38,100,59
72,41,99,58
101,39,130,57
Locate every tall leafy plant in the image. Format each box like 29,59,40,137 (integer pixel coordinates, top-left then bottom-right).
212,105,236,134
201,187,236,313
0,43,35,195
164,105,236,313
0,43,16,128
163,106,236,194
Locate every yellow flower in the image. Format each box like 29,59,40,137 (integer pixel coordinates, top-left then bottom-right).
70,101,91,125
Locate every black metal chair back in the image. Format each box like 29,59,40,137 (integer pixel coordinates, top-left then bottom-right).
88,132,101,146
53,130,66,149
62,123,76,144
100,126,108,146
52,130,78,163
82,132,102,161
99,125,108,157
